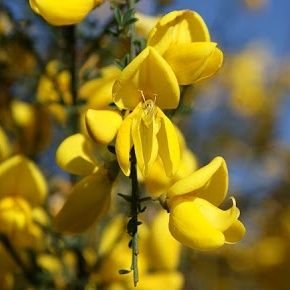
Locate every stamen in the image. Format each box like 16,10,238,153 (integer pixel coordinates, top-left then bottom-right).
229,196,236,208
138,90,157,126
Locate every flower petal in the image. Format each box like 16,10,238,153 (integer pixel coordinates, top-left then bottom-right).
85,109,122,145
164,42,223,85
189,197,240,232
168,156,228,206
79,65,120,109
143,157,172,197
54,168,112,234
29,0,103,26
56,133,99,176
132,109,159,176
0,155,47,206
137,272,184,290
112,46,180,110
224,220,246,244
168,196,225,250
115,114,133,176
148,10,210,55
148,211,181,271
156,109,180,176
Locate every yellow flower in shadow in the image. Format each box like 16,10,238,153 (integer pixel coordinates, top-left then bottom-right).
0,126,10,162
54,133,115,234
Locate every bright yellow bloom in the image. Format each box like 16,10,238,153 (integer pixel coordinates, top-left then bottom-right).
29,0,104,26
54,133,114,233
144,127,198,197
167,157,245,250
148,10,223,85
112,46,181,177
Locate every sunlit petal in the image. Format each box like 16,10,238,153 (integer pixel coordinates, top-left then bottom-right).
168,156,228,206
113,46,180,110
156,108,180,176
169,196,225,250
164,42,223,85
115,114,133,176
190,197,240,231
29,0,103,26
132,110,159,176
148,10,210,55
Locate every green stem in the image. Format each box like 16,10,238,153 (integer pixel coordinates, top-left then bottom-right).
125,0,141,286
128,0,138,61
129,149,140,286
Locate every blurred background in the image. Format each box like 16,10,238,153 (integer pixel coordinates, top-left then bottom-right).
0,0,290,289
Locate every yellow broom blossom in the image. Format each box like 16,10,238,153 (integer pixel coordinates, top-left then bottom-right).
29,0,104,26
167,157,245,250
148,10,223,85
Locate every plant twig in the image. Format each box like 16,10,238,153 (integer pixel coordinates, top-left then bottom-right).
128,148,140,286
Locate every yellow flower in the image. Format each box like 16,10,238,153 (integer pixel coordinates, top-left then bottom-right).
136,272,184,290
36,60,72,124
144,127,198,197
0,155,47,248
85,109,123,145
10,100,52,155
79,65,121,110
111,46,181,177
29,0,104,26
167,157,245,250
148,211,181,271
148,10,223,85
54,133,114,234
